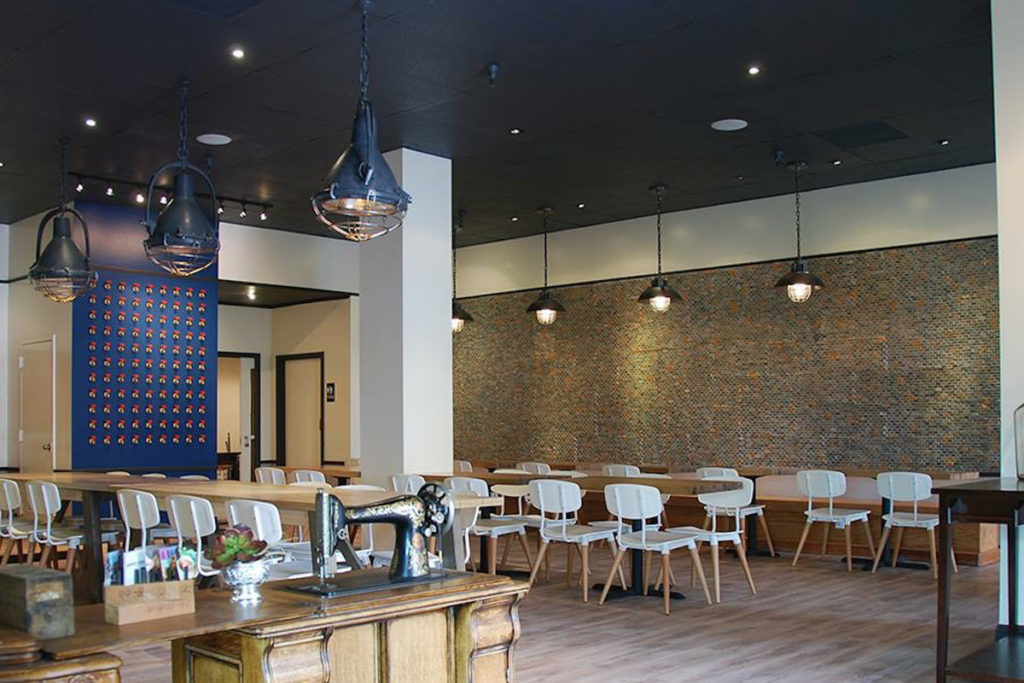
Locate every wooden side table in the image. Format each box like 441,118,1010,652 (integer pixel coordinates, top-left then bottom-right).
935,478,1024,682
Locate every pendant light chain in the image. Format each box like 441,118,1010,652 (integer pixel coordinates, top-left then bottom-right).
656,190,663,276
542,216,549,288
177,80,191,167
359,0,371,104
58,137,70,213
452,227,458,299
793,163,802,262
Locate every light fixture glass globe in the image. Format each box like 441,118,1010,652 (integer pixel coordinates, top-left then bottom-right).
536,309,558,325
787,283,813,303
451,317,465,333
649,295,672,313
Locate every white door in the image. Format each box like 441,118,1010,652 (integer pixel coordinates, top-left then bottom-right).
19,337,56,473
283,357,322,469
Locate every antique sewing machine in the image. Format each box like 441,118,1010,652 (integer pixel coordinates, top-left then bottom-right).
290,483,453,597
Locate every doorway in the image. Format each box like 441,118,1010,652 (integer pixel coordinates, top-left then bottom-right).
275,352,324,468
19,336,56,473
218,352,261,481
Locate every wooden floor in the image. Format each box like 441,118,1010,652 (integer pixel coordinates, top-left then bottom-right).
115,548,999,682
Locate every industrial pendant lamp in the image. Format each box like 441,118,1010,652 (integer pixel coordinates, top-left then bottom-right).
451,221,473,333
774,160,823,303
142,80,220,277
28,137,98,303
311,0,411,241
526,207,565,325
637,184,681,312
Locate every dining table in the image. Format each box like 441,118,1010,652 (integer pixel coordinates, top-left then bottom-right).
2,472,500,603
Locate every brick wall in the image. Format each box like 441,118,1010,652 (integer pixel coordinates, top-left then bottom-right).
453,237,999,472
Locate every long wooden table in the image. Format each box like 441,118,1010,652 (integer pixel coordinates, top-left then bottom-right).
1,473,500,603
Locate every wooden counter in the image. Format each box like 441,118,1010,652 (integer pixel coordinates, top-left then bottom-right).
0,571,526,682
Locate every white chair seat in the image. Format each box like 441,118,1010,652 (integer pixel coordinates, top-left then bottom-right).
618,530,699,552
706,504,765,518
884,511,939,528
807,508,870,526
491,513,569,529
470,519,527,537
546,524,615,544
588,519,661,532
666,525,741,544
6,520,33,537
43,525,120,546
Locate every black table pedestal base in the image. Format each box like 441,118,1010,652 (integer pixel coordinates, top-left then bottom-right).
592,583,685,601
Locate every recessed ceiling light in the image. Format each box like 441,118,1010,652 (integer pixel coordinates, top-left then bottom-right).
832,159,843,166
230,47,245,59
196,133,233,146
711,118,748,132
84,117,98,128
135,190,145,204
75,179,84,193
259,209,268,221
159,193,168,205
0,161,4,168
735,174,745,181
577,202,585,209
239,205,247,219
509,127,522,135
105,184,114,196
510,216,519,222
217,202,224,215
938,138,950,146
747,65,761,76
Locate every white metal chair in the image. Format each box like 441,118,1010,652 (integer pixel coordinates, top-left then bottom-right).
227,499,323,581
141,473,167,479
871,472,958,579
0,479,34,565
600,484,712,613
602,464,641,476
667,478,757,603
167,494,220,578
27,481,119,573
179,474,210,481
454,460,474,473
291,469,327,484
288,481,332,489
792,470,875,572
446,477,532,573
527,480,616,602
698,470,775,556
389,474,426,494
517,462,552,474
255,467,286,485
116,488,179,549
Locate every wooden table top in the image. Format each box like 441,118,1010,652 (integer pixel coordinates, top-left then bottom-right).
932,477,1024,495
40,570,523,660
424,471,739,496
279,465,362,479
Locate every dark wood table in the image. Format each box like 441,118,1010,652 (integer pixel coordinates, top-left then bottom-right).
935,478,1024,683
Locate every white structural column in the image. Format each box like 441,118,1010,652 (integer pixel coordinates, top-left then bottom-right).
358,148,453,486
994,0,1024,627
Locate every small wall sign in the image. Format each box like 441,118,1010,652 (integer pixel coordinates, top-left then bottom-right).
325,382,336,403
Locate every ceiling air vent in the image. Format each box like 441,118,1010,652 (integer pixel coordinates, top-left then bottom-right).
815,121,909,149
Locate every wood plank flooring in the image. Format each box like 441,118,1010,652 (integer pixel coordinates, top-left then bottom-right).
115,547,998,682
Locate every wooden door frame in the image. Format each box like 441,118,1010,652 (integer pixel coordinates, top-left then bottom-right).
19,336,57,472
275,352,325,467
218,351,261,481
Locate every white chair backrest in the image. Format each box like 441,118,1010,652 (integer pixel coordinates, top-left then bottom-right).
697,467,739,479
117,488,163,548
255,467,286,485
336,484,386,492
493,468,527,475
603,464,641,477
179,474,210,481
877,471,933,522
797,470,847,515
0,480,21,536
454,460,473,473
698,477,754,531
167,494,218,577
141,473,167,478
106,471,131,476
390,474,426,494
517,462,552,474
292,469,326,484
492,484,531,516
529,479,581,541
288,480,332,488
604,484,664,544
26,481,62,542
227,499,283,546
444,477,490,498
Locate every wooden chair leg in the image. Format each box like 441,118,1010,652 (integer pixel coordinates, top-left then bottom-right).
606,543,627,588
516,532,533,569
928,527,939,580
661,553,671,615
667,563,677,587
39,544,53,568
735,540,756,595
565,543,574,587
793,521,813,567
872,526,891,573
892,527,905,568
528,541,549,587
487,536,498,575
844,524,853,572
820,523,831,557
688,546,713,606
598,549,627,605
499,535,513,570
951,546,959,574
65,546,77,574
581,544,590,603
643,551,652,595
711,542,721,603
862,520,876,559
0,538,12,567
758,513,776,556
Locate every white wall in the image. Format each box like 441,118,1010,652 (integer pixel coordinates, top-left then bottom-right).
219,222,360,292
457,164,996,297
994,0,1023,628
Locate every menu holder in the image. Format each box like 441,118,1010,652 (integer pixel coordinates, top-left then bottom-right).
103,580,195,625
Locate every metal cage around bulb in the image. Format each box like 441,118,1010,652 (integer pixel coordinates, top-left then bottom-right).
451,300,474,334
774,261,824,303
143,163,220,277
637,275,682,312
526,289,565,325
29,208,98,303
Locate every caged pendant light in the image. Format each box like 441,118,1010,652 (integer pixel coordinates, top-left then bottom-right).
311,0,411,241
526,207,565,325
774,159,824,303
637,184,681,312
29,137,98,303
142,80,220,277
451,218,473,333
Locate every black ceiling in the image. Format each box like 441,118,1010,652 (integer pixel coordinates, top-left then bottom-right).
0,0,994,247
218,279,351,308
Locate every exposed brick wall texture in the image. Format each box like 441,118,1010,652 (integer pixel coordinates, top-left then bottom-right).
453,238,999,473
